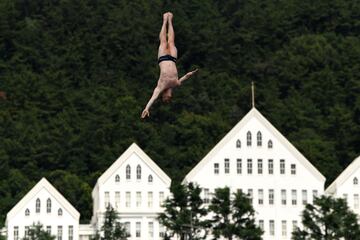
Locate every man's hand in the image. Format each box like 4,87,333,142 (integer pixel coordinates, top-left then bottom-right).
179,68,199,84
141,109,150,119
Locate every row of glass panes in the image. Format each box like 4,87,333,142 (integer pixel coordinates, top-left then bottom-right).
214,159,296,175
258,219,298,237
343,193,360,209
115,172,154,183
13,225,73,240
238,131,272,148
203,189,319,206
104,191,165,208
123,222,165,238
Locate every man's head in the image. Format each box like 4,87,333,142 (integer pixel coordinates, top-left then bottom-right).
162,88,172,102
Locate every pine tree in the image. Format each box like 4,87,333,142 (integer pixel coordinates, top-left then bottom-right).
95,205,128,240
22,223,55,240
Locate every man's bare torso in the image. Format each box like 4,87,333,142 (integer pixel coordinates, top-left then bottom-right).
158,61,179,89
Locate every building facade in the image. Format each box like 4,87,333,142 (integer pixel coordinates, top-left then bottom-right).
326,156,360,215
91,143,171,240
183,108,326,240
5,178,80,240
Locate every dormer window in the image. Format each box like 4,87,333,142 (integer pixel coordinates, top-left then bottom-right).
247,131,252,146
46,198,51,213
25,208,30,216
148,174,153,183
136,165,142,180
354,177,358,185
126,165,131,180
58,208,63,216
115,174,120,183
257,131,262,146
236,140,241,148
36,198,40,213
268,140,273,149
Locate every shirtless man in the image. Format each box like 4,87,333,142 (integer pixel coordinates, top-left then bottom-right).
141,12,198,119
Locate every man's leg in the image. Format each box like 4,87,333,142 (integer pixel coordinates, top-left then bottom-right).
158,13,168,59
167,12,178,58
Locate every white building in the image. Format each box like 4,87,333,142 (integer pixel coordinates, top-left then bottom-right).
91,143,171,240
183,107,326,240
5,178,80,240
326,155,360,215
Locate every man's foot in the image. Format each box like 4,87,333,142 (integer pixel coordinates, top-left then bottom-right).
168,12,173,21
163,12,169,22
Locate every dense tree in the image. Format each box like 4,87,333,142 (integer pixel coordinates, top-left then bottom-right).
94,205,128,240
292,195,360,240
22,223,55,240
209,187,262,240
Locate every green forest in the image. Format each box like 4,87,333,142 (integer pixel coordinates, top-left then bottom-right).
0,0,359,225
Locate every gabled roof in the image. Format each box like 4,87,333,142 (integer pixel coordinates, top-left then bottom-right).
183,107,326,183
6,178,80,221
326,155,360,194
96,143,171,187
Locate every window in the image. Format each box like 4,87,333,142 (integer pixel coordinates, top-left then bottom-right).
25,226,29,238
148,192,153,207
269,189,274,205
25,208,30,216
258,189,264,205
236,139,241,148
257,131,262,146
105,192,110,208
313,190,318,203
354,194,359,209
214,163,219,174
291,164,296,175
148,222,154,238
224,158,230,174
237,159,242,174
136,165,141,180
47,198,51,213
343,193,348,203
248,189,253,204
57,226,63,240
268,140,273,149
126,165,131,179
126,192,131,208
292,190,297,205
159,224,165,238
268,159,274,174
269,220,275,236
115,192,120,209
247,159,252,174
68,226,73,240
280,159,285,174
259,220,264,231
247,131,252,146
125,222,130,236
46,226,51,234
204,188,210,204
292,220,298,233
136,192,142,207
148,174,153,183
159,191,165,207
282,220,287,237
281,189,287,205
258,159,263,174
58,208,63,216
354,177,358,185
136,222,141,237
115,174,120,183
302,190,308,205
14,226,19,240
36,198,41,213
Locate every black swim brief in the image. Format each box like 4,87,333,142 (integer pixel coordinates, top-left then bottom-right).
158,55,177,64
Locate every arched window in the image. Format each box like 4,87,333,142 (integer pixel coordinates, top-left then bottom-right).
36,198,41,213
115,174,120,183
268,140,273,149
354,177,358,185
257,131,262,146
136,165,142,180
58,208,63,216
126,165,131,179
247,131,252,146
148,174,153,183
236,139,241,148
25,208,30,216
46,198,51,213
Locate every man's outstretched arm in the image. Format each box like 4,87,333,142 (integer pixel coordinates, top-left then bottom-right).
178,69,198,84
141,86,162,118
